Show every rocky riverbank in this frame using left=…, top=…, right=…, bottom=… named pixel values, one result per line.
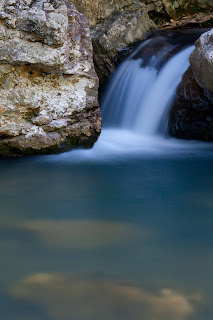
left=0, top=0, right=101, bottom=156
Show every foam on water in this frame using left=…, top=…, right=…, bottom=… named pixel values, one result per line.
left=40, top=129, right=213, bottom=163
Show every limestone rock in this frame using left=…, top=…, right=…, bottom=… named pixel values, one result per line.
left=190, top=29, right=213, bottom=94
left=71, top=0, right=213, bottom=85
left=86, top=1, right=156, bottom=84
left=72, top=0, right=139, bottom=28
left=0, top=0, right=101, bottom=156
left=142, top=0, right=213, bottom=21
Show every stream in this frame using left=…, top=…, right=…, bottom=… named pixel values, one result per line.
left=1, top=30, right=213, bottom=320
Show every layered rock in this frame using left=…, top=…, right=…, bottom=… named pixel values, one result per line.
left=73, top=0, right=156, bottom=84
left=169, top=29, right=213, bottom=141
left=0, top=0, right=101, bottom=156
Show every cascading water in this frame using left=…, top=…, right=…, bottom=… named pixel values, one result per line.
left=44, top=31, right=213, bottom=162
left=101, top=37, right=194, bottom=136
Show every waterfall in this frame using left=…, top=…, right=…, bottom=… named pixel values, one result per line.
left=44, top=32, right=213, bottom=162
left=101, top=36, right=194, bottom=137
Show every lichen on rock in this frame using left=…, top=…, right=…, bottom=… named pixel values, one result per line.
left=0, top=0, right=101, bottom=156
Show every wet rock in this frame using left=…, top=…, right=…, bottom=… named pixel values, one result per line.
left=10, top=272, right=199, bottom=320
left=72, top=0, right=140, bottom=28
left=0, top=0, right=101, bottom=156
left=169, top=28, right=213, bottom=141
left=168, top=67, right=213, bottom=141
left=190, top=29, right=213, bottom=94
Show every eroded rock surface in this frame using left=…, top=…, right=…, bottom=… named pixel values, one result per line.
left=0, top=0, right=101, bottom=156
left=73, top=0, right=156, bottom=84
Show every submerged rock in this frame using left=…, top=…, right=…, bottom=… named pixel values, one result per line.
left=0, top=0, right=101, bottom=156
left=72, top=0, right=139, bottom=28
left=73, top=0, right=156, bottom=84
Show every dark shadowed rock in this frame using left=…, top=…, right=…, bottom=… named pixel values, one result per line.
left=72, top=0, right=156, bottom=85
left=168, top=67, right=213, bottom=141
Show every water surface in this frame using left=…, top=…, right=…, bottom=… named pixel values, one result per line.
left=1, top=152, right=213, bottom=320
left=1, top=30, right=213, bottom=320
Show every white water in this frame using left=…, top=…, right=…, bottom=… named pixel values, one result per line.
left=41, top=37, right=213, bottom=163
left=101, top=45, right=193, bottom=136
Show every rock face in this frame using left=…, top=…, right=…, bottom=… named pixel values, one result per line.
left=0, top=0, right=101, bottom=156
left=143, top=0, right=213, bottom=21
left=168, top=67, right=213, bottom=141
left=73, top=0, right=213, bottom=24
left=168, top=29, right=213, bottom=141
left=73, top=0, right=156, bottom=84
left=190, top=29, right=213, bottom=94
left=72, top=0, right=139, bottom=28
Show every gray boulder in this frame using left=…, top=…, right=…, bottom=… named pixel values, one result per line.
left=190, top=29, right=213, bottom=94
